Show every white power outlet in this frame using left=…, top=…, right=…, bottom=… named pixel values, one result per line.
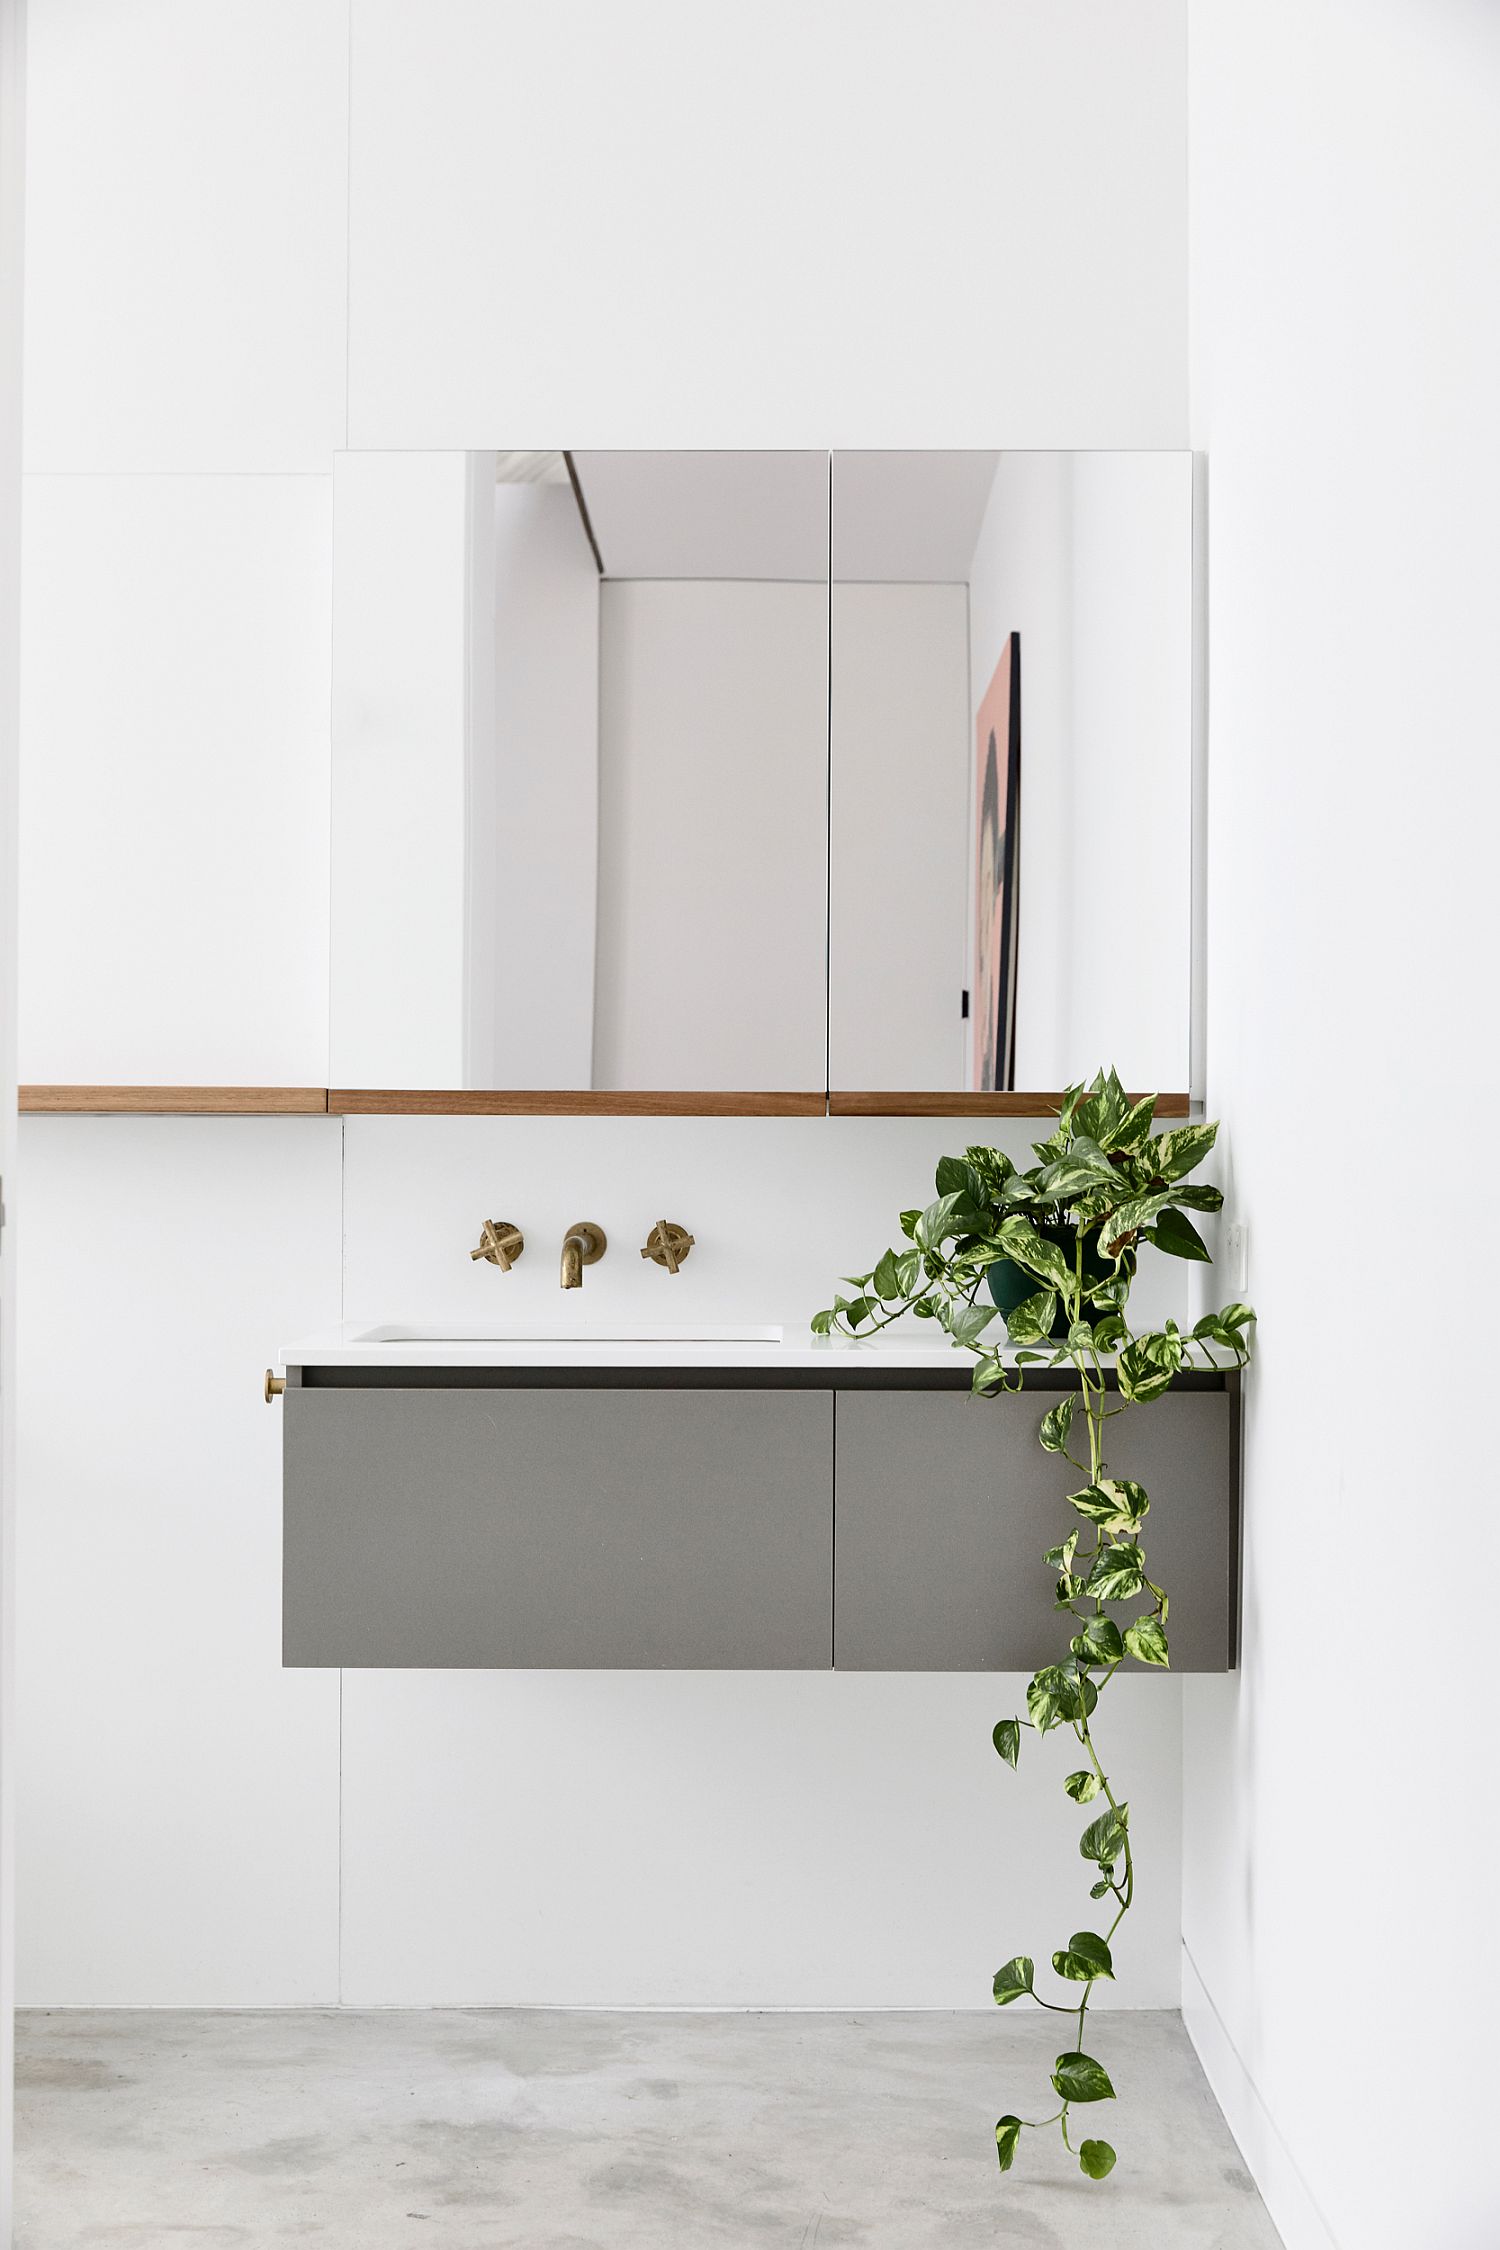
left=1223, top=1221, right=1248, bottom=1295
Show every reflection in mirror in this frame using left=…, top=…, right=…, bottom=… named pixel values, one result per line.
left=331, top=450, right=829, bottom=1093
left=827, top=451, right=1192, bottom=1095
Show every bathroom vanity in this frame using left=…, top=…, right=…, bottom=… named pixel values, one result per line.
left=277, top=1330, right=1240, bottom=1674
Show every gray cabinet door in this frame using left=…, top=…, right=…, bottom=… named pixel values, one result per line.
left=834, top=1387, right=1236, bottom=1672
left=284, top=1387, right=832, bottom=1669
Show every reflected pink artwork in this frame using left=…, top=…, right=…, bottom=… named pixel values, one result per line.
left=971, top=633, right=1021, bottom=1092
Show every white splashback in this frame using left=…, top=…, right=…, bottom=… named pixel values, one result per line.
left=343, top=1112, right=1193, bottom=1337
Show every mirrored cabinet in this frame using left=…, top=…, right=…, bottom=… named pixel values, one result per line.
left=23, top=450, right=1196, bottom=1117
left=330, top=446, right=1193, bottom=1109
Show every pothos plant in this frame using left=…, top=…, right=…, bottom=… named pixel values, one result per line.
left=812, top=1068, right=1254, bottom=2185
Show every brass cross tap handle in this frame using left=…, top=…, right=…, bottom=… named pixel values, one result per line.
left=471, top=1219, right=524, bottom=1271
left=640, top=1220, right=695, bottom=1274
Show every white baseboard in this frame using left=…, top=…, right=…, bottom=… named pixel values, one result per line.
left=1181, top=1943, right=1339, bottom=2250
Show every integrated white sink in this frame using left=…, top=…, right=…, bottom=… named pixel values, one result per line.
left=350, top=1322, right=785, bottom=1346
left=278, top=1322, right=964, bottom=1371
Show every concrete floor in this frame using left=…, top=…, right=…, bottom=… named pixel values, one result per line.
left=16, top=2006, right=1281, bottom=2249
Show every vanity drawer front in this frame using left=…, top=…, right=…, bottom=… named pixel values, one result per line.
left=833, top=1388, right=1236, bottom=1673
left=284, top=1387, right=832, bottom=1669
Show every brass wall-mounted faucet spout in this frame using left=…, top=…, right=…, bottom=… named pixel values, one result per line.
left=560, top=1220, right=607, bottom=1290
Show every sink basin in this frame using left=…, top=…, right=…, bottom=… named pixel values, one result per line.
left=351, top=1323, right=785, bottom=1345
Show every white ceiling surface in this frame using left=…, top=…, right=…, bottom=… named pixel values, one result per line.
left=569, top=449, right=1003, bottom=584
left=569, top=451, right=828, bottom=581
left=832, top=451, right=1000, bottom=582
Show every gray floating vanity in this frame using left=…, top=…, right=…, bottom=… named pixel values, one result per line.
left=278, top=1331, right=1240, bottom=1673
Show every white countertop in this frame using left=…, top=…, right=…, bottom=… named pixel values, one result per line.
left=278, top=1321, right=993, bottom=1372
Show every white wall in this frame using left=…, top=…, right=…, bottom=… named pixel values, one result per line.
left=1183, top=4, right=1500, bottom=2247
left=966, top=451, right=1193, bottom=1092
left=329, top=451, right=472, bottom=1089
left=16, top=1120, right=343, bottom=2004
left=14, top=0, right=1198, bottom=2024
left=21, top=0, right=347, bottom=476
left=17, top=1110, right=1190, bottom=2008
left=594, top=581, right=827, bottom=1090
left=346, top=1, right=1188, bottom=451
left=0, top=0, right=25, bottom=2230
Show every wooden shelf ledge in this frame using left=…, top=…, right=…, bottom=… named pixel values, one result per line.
left=20, top=1086, right=1193, bottom=1121
left=20, top=1085, right=329, bottom=1116
left=829, top=1090, right=1190, bottom=1118
left=326, top=1088, right=826, bottom=1117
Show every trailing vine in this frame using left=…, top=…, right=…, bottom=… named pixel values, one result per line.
left=812, top=1068, right=1254, bottom=2184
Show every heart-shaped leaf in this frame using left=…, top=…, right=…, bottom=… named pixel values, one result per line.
left=1026, top=1666, right=1073, bottom=1733
left=1147, top=1121, right=1219, bottom=1181
left=1052, top=1930, right=1115, bottom=1983
left=992, top=1955, right=1034, bottom=2006
left=944, top=1300, right=998, bottom=1350
left=1068, top=1480, right=1148, bottom=1533
left=1027, top=1665, right=1098, bottom=1732
left=1065, top=1769, right=1103, bottom=1803
left=1073, top=1616, right=1124, bottom=1665
left=1051, top=2050, right=1116, bottom=2103
left=993, top=1719, right=1021, bottom=1768
left=1123, top=1615, right=1170, bottom=1668
left=1038, top=1396, right=1076, bottom=1454
left=914, top=1191, right=984, bottom=1251
left=1111, top=1095, right=1157, bottom=1151
left=871, top=1248, right=902, bottom=1300
left=935, top=1154, right=987, bottom=1206
left=1080, top=1806, right=1129, bottom=1865
left=1117, top=1341, right=1175, bottom=1403
left=995, top=2113, right=1024, bottom=2170
left=1087, top=1544, right=1146, bottom=1603
left=1079, top=2137, right=1117, bottom=2178
left=1149, top=1206, right=1211, bottom=1262
left=1004, top=1289, right=1057, bottom=1345
left=996, top=1217, right=1073, bottom=1294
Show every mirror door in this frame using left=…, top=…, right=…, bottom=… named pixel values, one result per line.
left=827, top=450, right=1193, bottom=1103
left=330, top=448, right=831, bottom=1096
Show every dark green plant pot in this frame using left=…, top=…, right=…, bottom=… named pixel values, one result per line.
left=986, top=1226, right=1112, bottom=1341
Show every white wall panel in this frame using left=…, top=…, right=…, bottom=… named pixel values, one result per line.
left=15, top=1118, right=343, bottom=2005
left=19, top=474, right=333, bottom=1085
left=329, top=451, right=470, bottom=1088
left=23, top=0, right=348, bottom=473
left=347, top=0, right=1188, bottom=449
left=0, top=0, right=25, bottom=2216
left=1184, top=3, right=1500, bottom=2245
left=340, top=1668, right=1182, bottom=2009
